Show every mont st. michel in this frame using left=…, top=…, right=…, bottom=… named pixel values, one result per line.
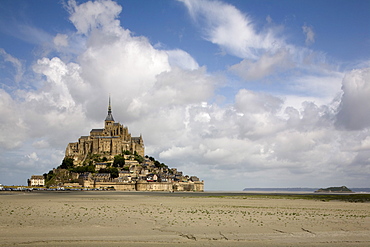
left=33, top=98, right=203, bottom=191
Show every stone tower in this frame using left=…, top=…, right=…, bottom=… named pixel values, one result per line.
left=105, top=96, right=114, bottom=127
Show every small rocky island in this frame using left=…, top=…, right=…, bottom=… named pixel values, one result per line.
left=31, top=98, right=203, bottom=192
left=315, top=186, right=353, bottom=193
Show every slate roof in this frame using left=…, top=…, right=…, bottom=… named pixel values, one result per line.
left=105, top=113, right=114, bottom=121
left=91, top=129, right=104, bottom=132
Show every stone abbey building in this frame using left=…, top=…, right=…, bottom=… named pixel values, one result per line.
left=65, top=98, right=144, bottom=165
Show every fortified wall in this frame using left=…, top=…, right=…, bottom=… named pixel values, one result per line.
left=77, top=180, right=204, bottom=192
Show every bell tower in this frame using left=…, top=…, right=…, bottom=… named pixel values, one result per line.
left=105, top=96, right=114, bottom=127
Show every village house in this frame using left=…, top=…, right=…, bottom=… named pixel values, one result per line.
left=28, top=175, right=45, bottom=187
left=95, top=163, right=109, bottom=171
left=94, top=173, right=111, bottom=182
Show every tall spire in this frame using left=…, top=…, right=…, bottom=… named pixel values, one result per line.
left=105, top=95, right=114, bottom=122
left=108, top=95, right=112, bottom=114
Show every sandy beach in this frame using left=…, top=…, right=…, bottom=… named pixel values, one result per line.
left=0, top=191, right=369, bottom=246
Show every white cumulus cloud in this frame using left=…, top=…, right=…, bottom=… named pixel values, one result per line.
left=67, top=0, right=122, bottom=35
left=336, top=67, right=370, bottom=130
left=229, top=49, right=293, bottom=81
left=53, top=33, right=69, bottom=48
left=302, top=24, right=315, bottom=45
left=179, top=0, right=283, bottom=59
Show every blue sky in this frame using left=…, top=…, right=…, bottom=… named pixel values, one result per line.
left=0, top=0, right=369, bottom=190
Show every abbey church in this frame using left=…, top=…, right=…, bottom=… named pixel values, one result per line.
left=65, top=98, right=144, bottom=165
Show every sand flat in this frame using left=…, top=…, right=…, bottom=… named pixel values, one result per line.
left=0, top=191, right=369, bottom=246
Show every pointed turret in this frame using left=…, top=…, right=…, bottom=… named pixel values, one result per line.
left=105, top=96, right=114, bottom=124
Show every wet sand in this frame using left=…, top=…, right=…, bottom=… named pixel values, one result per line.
left=0, top=191, right=369, bottom=246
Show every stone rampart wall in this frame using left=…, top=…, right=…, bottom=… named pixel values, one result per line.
left=77, top=180, right=204, bottom=192
left=135, top=181, right=173, bottom=191
left=95, top=181, right=136, bottom=191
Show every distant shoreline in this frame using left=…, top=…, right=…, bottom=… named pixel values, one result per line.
left=243, top=188, right=370, bottom=193
left=2, top=190, right=370, bottom=199
left=2, top=187, right=370, bottom=194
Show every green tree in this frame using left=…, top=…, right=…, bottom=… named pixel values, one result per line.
left=152, top=159, right=167, bottom=168
left=59, top=157, right=74, bottom=169
left=43, top=170, right=55, bottom=182
left=148, top=156, right=155, bottom=162
left=71, top=164, right=96, bottom=173
left=87, top=165, right=95, bottom=173
left=99, top=167, right=119, bottom=178
left=92, top=154, right=101, bottom=162
left=110, top=167, right=119, bottom=178
left=134, top=154, right=144, bottom=164
left=113, top=155, right=125, bottom=167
